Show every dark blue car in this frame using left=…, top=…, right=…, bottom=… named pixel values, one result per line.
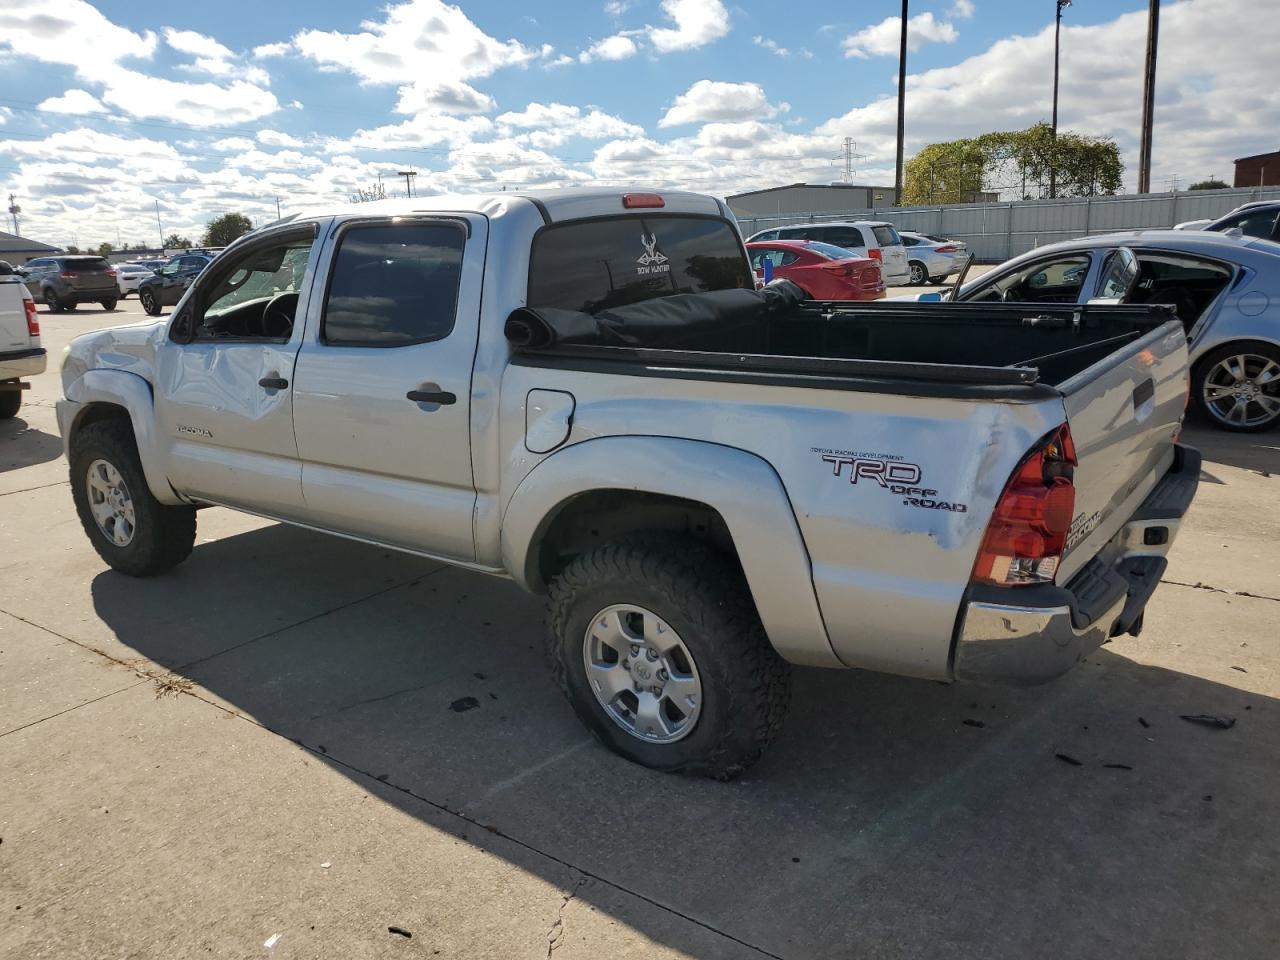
left=138, top=253, right=214, bottom=316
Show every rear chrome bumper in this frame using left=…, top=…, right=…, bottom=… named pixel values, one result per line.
left=953, top=444, right=1200, bottom=685
left=0, top=347, right=47, bottom=381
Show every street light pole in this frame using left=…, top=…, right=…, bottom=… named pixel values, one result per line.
left=1049, top=0, right=1071, bottom=199
left=893, top=0, right=908, bottom=206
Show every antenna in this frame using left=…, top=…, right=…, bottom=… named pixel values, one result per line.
left=397, top=169, right=418, bottom=198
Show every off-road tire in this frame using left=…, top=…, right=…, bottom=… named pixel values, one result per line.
left=0, top=380, right=21, bottom=419
left=547, top=535, right=792, bottom=779
left=69, top=420, right=196, bottom=576
left=100, top=298, right=118, bottom=311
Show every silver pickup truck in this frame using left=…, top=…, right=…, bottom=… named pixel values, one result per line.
left=57, top=188, right=1199, bottom=778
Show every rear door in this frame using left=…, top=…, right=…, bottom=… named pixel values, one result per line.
left=872, top=224, right=910, bottom=281
left=291, top=215, right=486, bottom=561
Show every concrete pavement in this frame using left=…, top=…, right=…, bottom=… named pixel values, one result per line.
left=2, top=298, right=1278, bottom=959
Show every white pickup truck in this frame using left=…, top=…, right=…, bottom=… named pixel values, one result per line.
left=0, top=263, right=44, bottom=420
left=57, top=189, right=1199, bottom=778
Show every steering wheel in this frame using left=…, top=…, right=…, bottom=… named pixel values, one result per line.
left=260, top=292, right=300, bottom=339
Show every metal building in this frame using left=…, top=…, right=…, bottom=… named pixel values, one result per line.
left=726, top=183, right=900, bottom=218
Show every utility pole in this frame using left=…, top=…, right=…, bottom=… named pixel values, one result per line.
left=1050, top=0, right=1072, bottom=199
left=155, top=200, right=164, bottom=252
left=834, top=137, right=865, bottom=184
left=893, top=0, right=908, bottom=206
left=1137, top=0, right=1160, bottom=193
left=397, top=169, right=417, bottom=198
left=275, top=196, right=282, bottom=219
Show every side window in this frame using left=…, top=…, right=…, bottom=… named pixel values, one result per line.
left=322, top=223, right=464, bottom=347
left=179, top=256, right=207, bottom=273
left=1227, top=210, right=1279, bottom=238
left=971, top=255, right=1091, bottom=303
left=187, top=235, right=315, bottom=342
left=754, top=230, right=779, bottom=241
left=159, top=259, right=182, bottom=276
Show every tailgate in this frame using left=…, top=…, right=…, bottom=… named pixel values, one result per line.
left=1057, top=320, right=1189, bottom=580
left=0, top=283, right=29, bottom=350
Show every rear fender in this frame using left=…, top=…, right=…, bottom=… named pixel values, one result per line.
left=62, top=368, right=181, bottom=505
left=501, top=435, right=842, bottom=668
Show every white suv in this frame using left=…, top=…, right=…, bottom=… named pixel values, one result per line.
left=745, top=221, right=911, bottom=285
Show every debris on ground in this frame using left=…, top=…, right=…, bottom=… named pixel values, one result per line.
left=263, top=933, right=282, bottom=948
left=1103, top=763, right=1134, bottom=770
left=450, top=696, right=480, bottom=713
left=150, top=673, right=193, bottom=699
left=1180, top=714, right=1236, bottom=730
left=388, top=926, right=413, bottom=938
left=1055, top=753, right=1083, bottom=766
left=962, top=718, right=985, bottom=728
left=1231, top=665, right=1248, bottom=673
left=1138, top=717, right=1150, bottom=728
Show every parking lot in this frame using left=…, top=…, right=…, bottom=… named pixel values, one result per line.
left=3, top=295, right=1279, bottom=959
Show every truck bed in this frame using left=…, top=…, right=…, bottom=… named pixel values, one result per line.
left=506, top=293, right=1179, bottom=395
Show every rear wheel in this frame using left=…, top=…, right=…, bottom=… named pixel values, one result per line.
left=546, top=535, right=791, bottom=779
left=908, top=261, right=928, bottom=285
left=929, top=274, right=948, bottom=284
left=1193, top=342, right=1280, bottom=432
left=140, top=288, right=161, bottom=316
left=0, top=380, right=21, bottom=419
left=100, top=298, right=118, bottom=311
left=44, top=289, right=63, bottom=313
left=69, top=420, right=197, bottom=576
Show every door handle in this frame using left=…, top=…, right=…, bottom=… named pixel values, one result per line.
left=406, top=389, right=456, bottom=405
left=259, top=377, right=289, bottom=390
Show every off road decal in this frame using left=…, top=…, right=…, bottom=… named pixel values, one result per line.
left=813, top=447, right=968, bottom=513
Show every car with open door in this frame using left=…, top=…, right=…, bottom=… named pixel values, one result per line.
left=900, top=230, right=1280, bottom=432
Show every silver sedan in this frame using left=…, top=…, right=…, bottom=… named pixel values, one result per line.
left=907, top=230, right=1280, bottom=432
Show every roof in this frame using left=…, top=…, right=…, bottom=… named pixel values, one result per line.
left=1009, top=228, right=1280, bottom=262
left=727, top=182, right=895, bottom=200
left=0, top=231, right=59, bottom=255
left=1233, top=149, right=1280, bottom=163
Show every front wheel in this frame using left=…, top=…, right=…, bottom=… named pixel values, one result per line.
left=69, top=420, right=197, bottom=576
left=140, top=289, right=161, bottom=316
left=0, top=380, right=21, bottom=419
left=546, top=535, right=791, bottom=779
left=908, top=261, right=928, bottom=285
left=1193, top=342, right=1280, bottom=432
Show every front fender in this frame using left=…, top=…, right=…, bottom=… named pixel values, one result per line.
left=501, top=436, right=842, bottom=668
left=60, top=369, right=181, bottom=505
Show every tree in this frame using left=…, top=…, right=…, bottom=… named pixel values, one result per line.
left=202, top=213, right=253, bottom=247
left=350, top=179, right=388, bottom=203
left=1189, top=178, right=1229, bottom=191
left=903, top=123, right=1123, bottom=205
left=65, top=244, right=81, bottom=254
left=164, top=234, right=192, bottom=249
left=96, top=242, right=113, bottom=257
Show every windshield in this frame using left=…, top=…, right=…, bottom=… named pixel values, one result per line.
left=528, top=215, right=752, bottom=314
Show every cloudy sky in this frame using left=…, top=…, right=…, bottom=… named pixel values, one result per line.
left=0, top=0, right=1275, bottom=249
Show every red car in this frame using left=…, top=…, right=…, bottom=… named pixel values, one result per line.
left=746, top=240, right=885, bottom=301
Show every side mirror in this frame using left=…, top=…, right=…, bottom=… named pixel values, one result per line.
left=169, top=309, right=196, bottom=344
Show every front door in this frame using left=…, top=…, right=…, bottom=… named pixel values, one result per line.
left=291, top=215, right=485, bottom=561
left=154, top=223, right=325, bottom=516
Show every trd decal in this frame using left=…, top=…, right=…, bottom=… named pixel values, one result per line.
left=814, top=448, right=968, bottom=513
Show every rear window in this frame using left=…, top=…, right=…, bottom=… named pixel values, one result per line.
left=64, top=257, right=110, bottom=272
left=805, top=241, right=863, bottom=261
left=529, top=216, right=752, bottom=314
left=871, top=226, right=901, bottom=247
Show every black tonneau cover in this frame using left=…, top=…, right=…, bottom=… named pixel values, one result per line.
left=506, top=285, right=1177, bottom=392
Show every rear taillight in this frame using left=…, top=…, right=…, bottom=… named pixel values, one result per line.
left=106, top=270, right=117, bottom=278
left=25, top=299, right=39, bottom=337
left=935, top=244, right=959, bottom=253
left=868, top=249, right=883, bottom=262
left=973, top=424, right=1077, bottom=587
left=60, top=271, right=78, bottom=278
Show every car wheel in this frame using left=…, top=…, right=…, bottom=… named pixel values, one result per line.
left=100, top=298, right=118, bottom=311
left=140, top=289, right=161, bottom=316
left=0, top=380, right=21, bottom=420
left=1193, top=342, right=1280, bottom=432
left=44, top=289, right=63, bottom=313
left=929, top=275, right=948, bottom=285
left=69, top=420, right=197, bottom=576
left=908, top=261, right=928, bottom=285
left=546, top=534, right=791, bottom=780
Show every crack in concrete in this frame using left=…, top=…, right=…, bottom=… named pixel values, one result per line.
left=310, top=681, right=434, bottom=720
left=1162, top=578, right=1280, bottom=604
left=0, top=479, right=70, bottom=498
left=546, top=875, right=588, bottom=958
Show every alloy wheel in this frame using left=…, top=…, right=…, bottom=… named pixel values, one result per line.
left=909, top=262, right=927, bottom=285
left=86, top=458, right=136, bottom=547
left=1202, top=353, right=1280, bottom=428
left=582, top=603, right=702, bottom=743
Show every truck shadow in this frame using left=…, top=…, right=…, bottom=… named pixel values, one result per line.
left=1182, top=420, right=1280, bottom=475
left=0, top=418, right=62, bottom=473
left=90, top=523, right=1280, bottom=959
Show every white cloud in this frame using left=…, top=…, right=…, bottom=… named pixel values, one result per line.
left=253, top=41, right=291, bottom=59
left=545, top=54, right=575, bottom=69
left=37, top=89, right=108, bottom=115
left=293, top=0, right=538, bottom=84
left=648, top=0, right=730, bottom=52
left=324, top=113, right=494, bottom=153
left=578, top=34, right=639, bottom=63
left=256, top=129, right=304, bottom=147
left=842, top=11, right=959, bottom=59
left=394, top=80, right=497, bottom=115
left=496, top=102, right=643, bottom=147
left=163, top=27, right=233, bottom=60
left=752, top=36, right=789, bottom=57
left=659, top=80, right=786, bottom=127
left=210, top=137, right=255, bottom=152
left=953, top=0, right=976, bottom=18
left=604, top=1, right=630, bottom=15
